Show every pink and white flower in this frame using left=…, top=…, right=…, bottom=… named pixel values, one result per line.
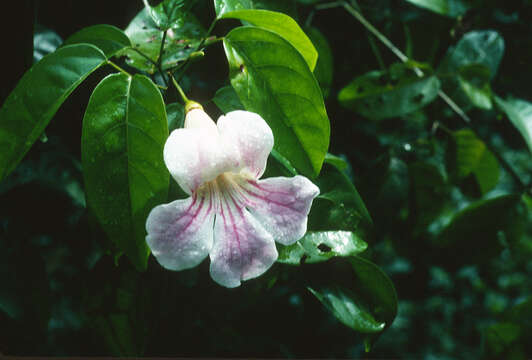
left=146, top=104, right=319, bottom=287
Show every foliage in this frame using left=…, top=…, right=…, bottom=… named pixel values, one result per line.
left=0, top=0, right=531, bottom=358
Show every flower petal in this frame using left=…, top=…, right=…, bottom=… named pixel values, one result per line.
left=209, top=191, right=278, bottom=288
left=217, top=110, right=274, bottom=178
left=164, top=126, right=235, bottom=194
left=146, top=193, right=215, bottom=271
left=241, top=175, right=320, bottom=245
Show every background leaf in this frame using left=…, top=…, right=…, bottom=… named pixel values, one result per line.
left=0, top=44, right=107, bottom=183
left=123, top=7, right=204, bottom=74
left=403, top=0, right=471, bottom=17
left=495, top=96, right=532, bottom=156
left=224, top=26, right=330, bottom=177
left=338, top=66, right=441, bottom=119
left=306, top=26, right=333, bottom=98
left=212, top=85, right=244, bottom=113
left=82, top=73, right=169, bottom=271
left=64, top=24, right=132, bottom=58
left=221, top=9, right=317, bottom=70
left=33, top=24, right=63, bottom=63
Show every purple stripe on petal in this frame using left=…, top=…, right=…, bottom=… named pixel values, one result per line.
left=146, top=193, right=215, bottom=271
left=240, top=175, right=320, bottom=246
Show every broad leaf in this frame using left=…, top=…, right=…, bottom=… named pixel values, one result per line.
left=224, top=26, right=330, bottom=177
left=0, top=44, right=107, bottom=183
left=450, top=129, right=499, bottom=194
left=306, top=27, right=333, bottom=97
left=82, top=73, right=169, bottom=271
left=457, top=64, right=493, bottom=110
left=64, top=24, right=132, bottom=58
left=439, top=30, right=505, bottom=79
left=495, top=96, right=532, bottom=156
left=403, top=0, right=471, bottom=17
left=215, top=0, right=298, bottom=18
left=338, top=67, right=441, bottom=119
left=278, top=231, right=368, bottom=265
left=324, top=153, right=348, bottom=172
left=166, top=102, right=184, bottom=132
left=123, top=7, right=204, bottom=74
left=143, top=0, right=188, bottom=31
left=212, top=85, right=245, bottom=113
left=33, top=24, right=62, bottom=63
left=221, top=9, right=317, bottom=70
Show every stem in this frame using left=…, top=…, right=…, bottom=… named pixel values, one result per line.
left=107, top=60, right=131, bottom=76
left=169, top=72, right=189, bottom=103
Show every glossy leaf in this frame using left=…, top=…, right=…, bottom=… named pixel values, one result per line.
left=403, top=0, right=471, bottom=17
left=143, top=0, right=187, bottom=30
left=215, top=0, right=298, bottom=18
left=224, top=26, right=330, bottom=177
left=33, top=25, right=63, bottom=63
left=495, top=96, right=532, bottom=156
left=82, top=73, right=169, bottom=271
left=166, top=102, right=184, bottom=132
left=308, top=286, right=385, bottom=333
left=277, top=231, right=368, bottom=265
left=306, top=27, right=333, bottom=97
left=0, top=44, right=107, bottom=183
left=212, top=85, right=245, bottom=113
left=324, top=153, right=348, bottom=172
left=309, top=163, right=372, bottom=236
left=338, top=67, right=441, bottom=119
left=221, top=9, right=317, bottom=70
left=64, top=24, right=132, bottom=58
left=450, top=129, right=499, bottom=194
left=123, top=7, right=204, bottom=74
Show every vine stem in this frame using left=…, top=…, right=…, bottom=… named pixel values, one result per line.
left=169, top=72, right=189, bottom=104
left=107, top=60, right=131, bottom=76
left=316, top=1, right=527, bottom=191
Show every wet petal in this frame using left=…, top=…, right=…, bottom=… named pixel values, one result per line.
left=241, top=175, right=319, bottom=245
left=146, top=193, right=215, bottom=270
left=164, top=126, right=235, bottom=194
left=217, top=110, right=274, bottom=178
left=209, top=192, right=278, bottom=288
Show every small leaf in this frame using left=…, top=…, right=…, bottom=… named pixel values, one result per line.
left=221, top=9, right=317, bottom=70
left=224, top=26, right=330, bottom=177
left=457, top=64, right=493, bottom=110
left=324, top=153, right=348, bottom=172
left=213, top=85, right=245, bottom=113
left=64, top=24, right=132, bottom=58
left=278, top=231, right=367, bottom=265
left=82, top=73, right=169, bottom=271
left=215, top=0, right=298, bottom=18
left=123, top=7, right=204, bottom=74
left=495, top=96, right=532, bottom=156
left=0, top=44, right=107, bottom=183
left=308, top=286, right=385, bottom=333
left=450, top=129, right=500, bottom=194
left=338, top=66, right=441, bottom=119
left=142, top=0, right=190, bottom=31
left=403, top=0, right=471, bottom=17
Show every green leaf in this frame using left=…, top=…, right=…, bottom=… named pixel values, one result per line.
left=308, top=286, right=385, bottom=333
left=403, top=0, right=471, bottom=17
left=221, top=9, right=317, bottom=71
left=308, top=256, right=398, bottom=336
left=457, top=64, right=493, bottom=110
left=123, top=7, right=204, bottom=74
left=212, top=85, right=245, bottom=113
left=439, top=30, right=505, bottom=80
left=215, top=0, right=298, bottom=18
left=33, top=24, right=63, bottom=63
left=450, top=129, right=500, bottom=194
left=82, top=73, right=169, bottom=271
left=64, top=24, right=132, bottom=58
left=338, top=66, right=441, bottom=119
left=309, top=163, right=372, bottom=236
left=434, top=194, right=524, bottom=268
left=495, top=96, right=532, bottom=156
left=306, top=27, right=333, bottom=97
left=224, top=26, right=330, bottom=177
left=143, top=0, right=187, bottom=30
left=277, top=231, right=368, bottom=265
left=324, top=153, right=348, bottom=172
left=484, top=322, right=522, bottom=356
left=166, top=102, right=184, bottom=132
left=0, top=44, right=107, bottom=183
